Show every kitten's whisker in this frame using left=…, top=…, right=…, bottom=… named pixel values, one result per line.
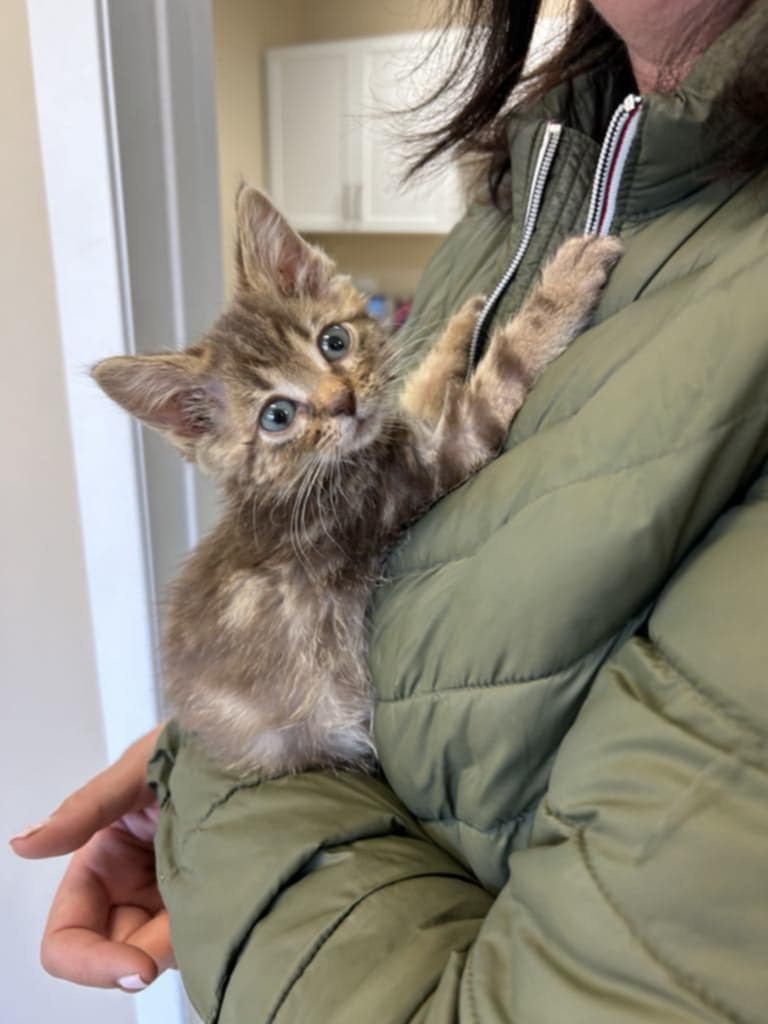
left=290, top=464, right=314, bottom=572
left=290, top=453, right=333, bottom=578
left=314, top=456, right=348, bottom=562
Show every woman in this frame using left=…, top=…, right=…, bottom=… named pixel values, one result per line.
left=13, top=0, right=768, bottom=1018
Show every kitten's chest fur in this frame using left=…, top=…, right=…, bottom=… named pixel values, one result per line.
left=163, top=426, right=430, bottom=775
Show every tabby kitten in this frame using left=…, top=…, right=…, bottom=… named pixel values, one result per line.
left=93, top=187, right=620, bottom=777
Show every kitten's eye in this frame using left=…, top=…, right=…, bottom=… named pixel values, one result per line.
left=318, top=324, right=351, bottom=362
left=259, top=398, right=296, bottom=432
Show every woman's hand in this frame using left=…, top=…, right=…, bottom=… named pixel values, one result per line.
left=9, top=726, right=174, bottom=992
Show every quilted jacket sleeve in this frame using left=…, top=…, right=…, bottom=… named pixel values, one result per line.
left=149, top=466, right=768, bottom=1024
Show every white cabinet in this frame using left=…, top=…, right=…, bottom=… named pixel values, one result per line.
left=265, top=45, right=354, bottom=231
left=265, top=33, right=465, bottom=234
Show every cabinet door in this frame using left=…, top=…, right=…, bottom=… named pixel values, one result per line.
left=266, top=47, right=353, bottom=231
left=358, top=36, right=463, bottom=233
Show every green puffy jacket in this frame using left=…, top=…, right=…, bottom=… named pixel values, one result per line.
left=149, top=6, right=768, bottom=1021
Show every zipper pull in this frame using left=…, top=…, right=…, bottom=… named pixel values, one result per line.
left=584, top=94, right=643, bottom=236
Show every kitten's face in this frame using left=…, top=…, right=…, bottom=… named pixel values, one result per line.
left=92, top=188, right=398, bottom=499
left=198, top=279, right=396, bottom=493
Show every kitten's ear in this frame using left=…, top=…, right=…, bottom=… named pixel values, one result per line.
left=92, top=352, right=222, bottom=441
left=235, top=185, right=333, bottom=299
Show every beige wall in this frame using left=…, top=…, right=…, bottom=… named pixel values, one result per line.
left=213, top=0, right=304, bottom=293
left=212, top=0, right=442, bottom=298
left=296, top=0, right=435, bottom=42
left=0, top=3, right=132, bottom=1022
left=541, top=0, right=570, bottom=15
left=305, top=232, right=443, bottom=300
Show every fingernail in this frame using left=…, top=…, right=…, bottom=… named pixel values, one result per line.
left=9, top=818, right=50, bottom=843
left=117, top=974, right=148, bottom=992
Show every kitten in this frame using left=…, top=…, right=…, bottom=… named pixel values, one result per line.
left=93, top=187, right=620, bottom=777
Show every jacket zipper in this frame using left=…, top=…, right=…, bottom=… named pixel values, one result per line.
left=467, top=121, right=563, bottom=372
left=584, top=94, right=643, bottom=235
left=467, top=95, right=642, bottom=371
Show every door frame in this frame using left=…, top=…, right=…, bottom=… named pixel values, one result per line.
left=25, top=1, right=221, bottom=1021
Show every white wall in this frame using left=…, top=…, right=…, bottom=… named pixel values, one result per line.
left=2, top=1, right=220, bottom=1021
left=0, top=1, right=135, bottom=1021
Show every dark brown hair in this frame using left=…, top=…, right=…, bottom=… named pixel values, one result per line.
left=409, top=1, right=627, bottom=203
left=410, top=0, right=767, bottom=205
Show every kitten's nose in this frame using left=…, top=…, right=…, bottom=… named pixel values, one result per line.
left=325, top=384, right=356, bottom=418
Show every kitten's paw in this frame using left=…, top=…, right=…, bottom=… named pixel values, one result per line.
left=541, top=235, right=623, bottom=294
left=442, top=293, right=487, bottom=347
left=496, top=235, right=622, bottom=377
left=451, top=293, right=487, bottom=326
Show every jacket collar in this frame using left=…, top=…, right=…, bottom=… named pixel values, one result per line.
left=511, top=0, right=768, bottom=222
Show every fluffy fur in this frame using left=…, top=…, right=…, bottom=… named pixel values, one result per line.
left=93, top=187, right=620, bottom=776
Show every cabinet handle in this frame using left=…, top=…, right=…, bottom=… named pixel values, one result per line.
left=340, top=184, right=363, bottom=224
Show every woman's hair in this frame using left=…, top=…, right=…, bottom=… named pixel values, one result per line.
left=408, top=0, right=627, bottom=203
left=409, top=0, right=766, bottom=206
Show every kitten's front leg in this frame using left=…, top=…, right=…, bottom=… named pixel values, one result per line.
left=400, top=295, right=486, bottom=427
left=483, top=234, right=623, bottom=386
left=433, top=235, right=622, bottom=491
